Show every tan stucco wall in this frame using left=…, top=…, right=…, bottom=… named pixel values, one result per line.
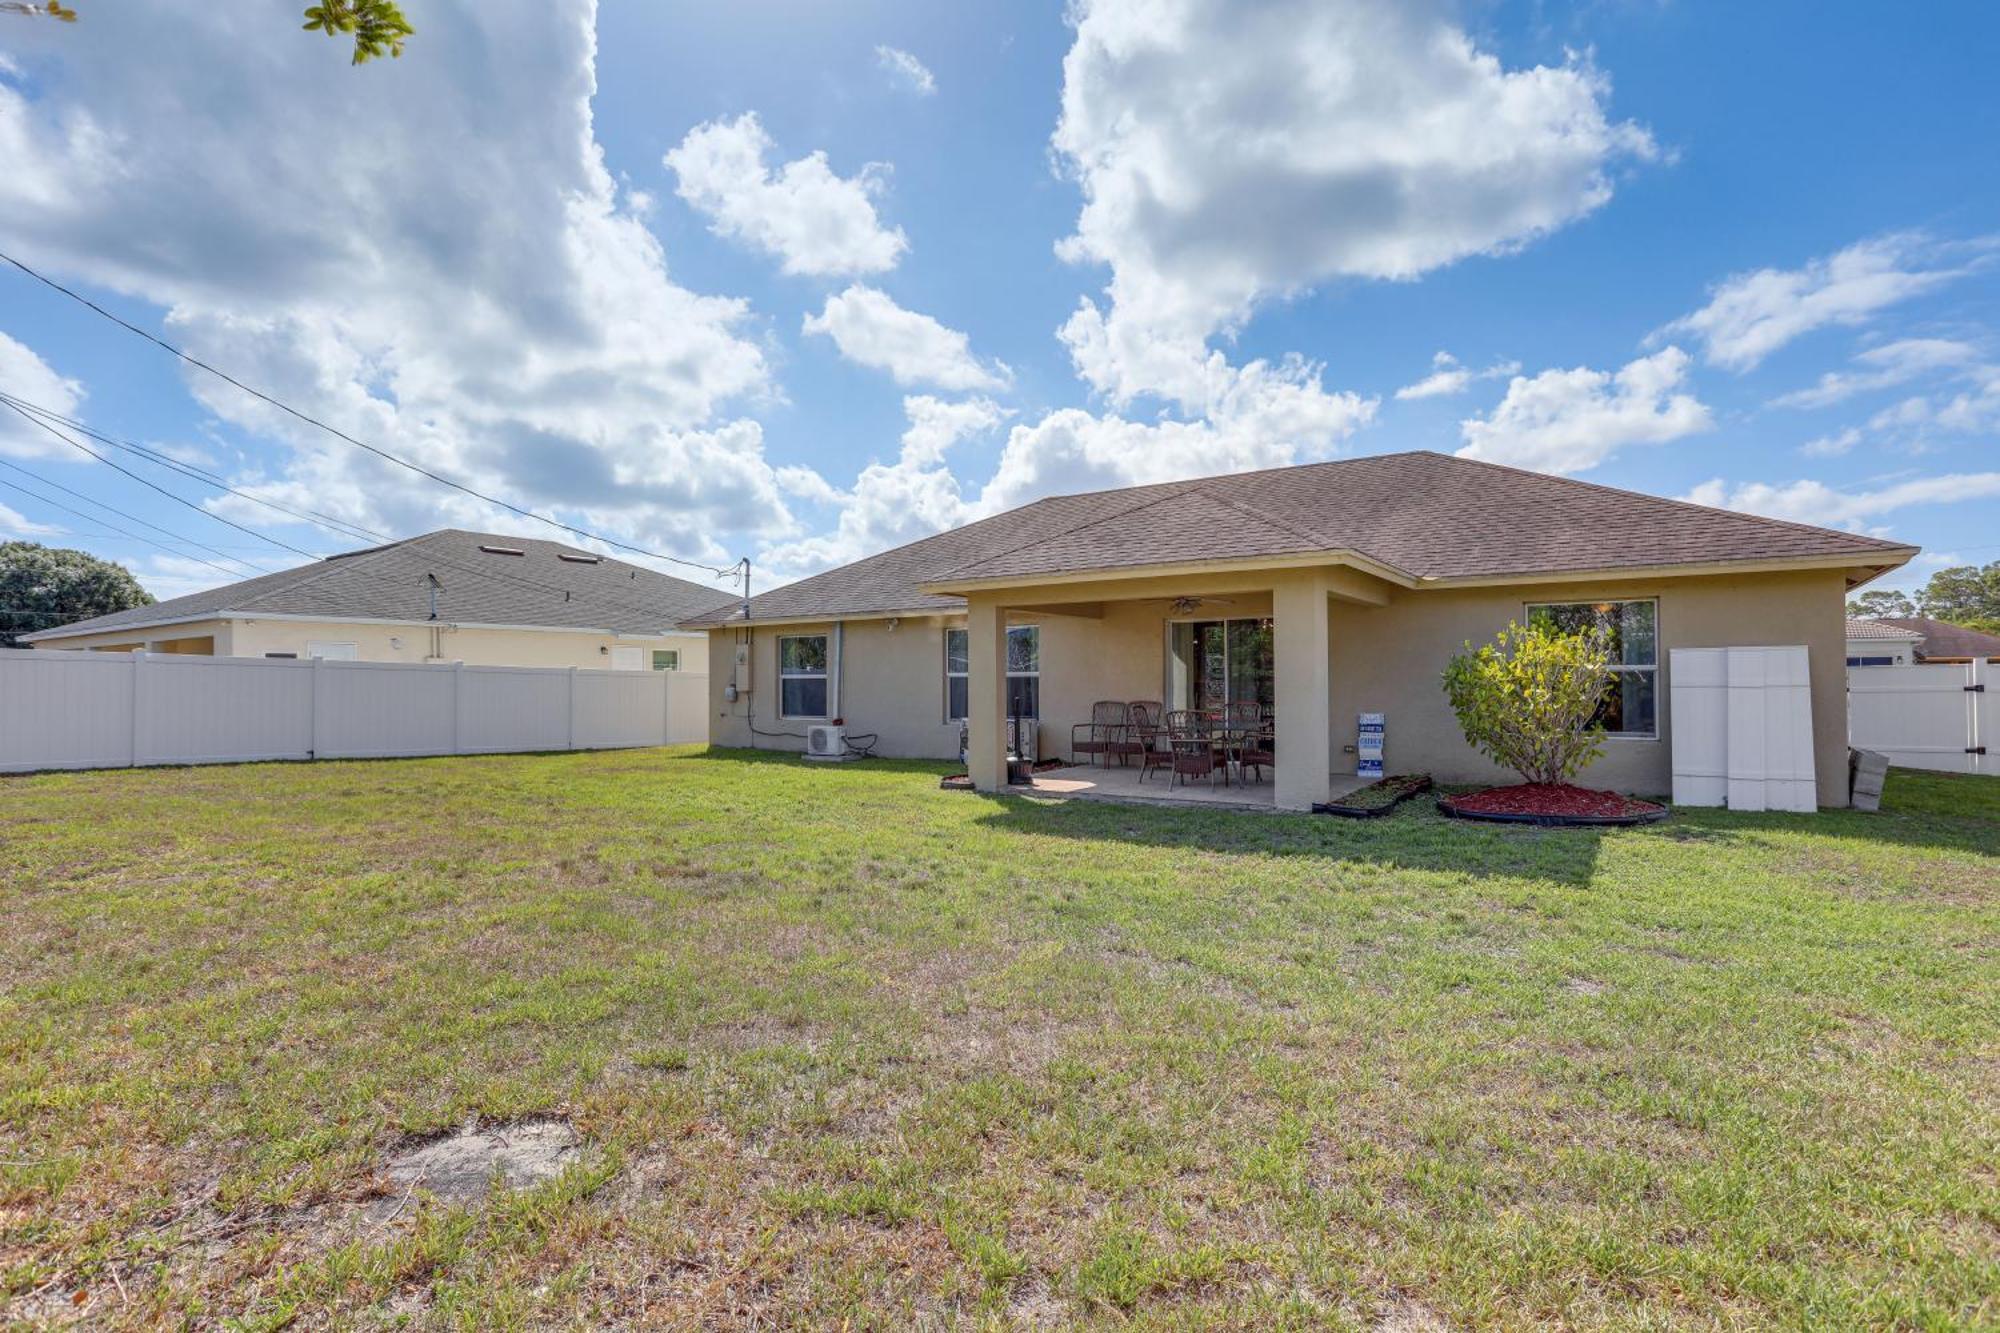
left=1327, top=568, right=1851, bottom=802
left=707, top=606, right=1169, bottom=761
left=35, top=618, right=705, bottom=671
left=708, top=566, right=1850, bottom=805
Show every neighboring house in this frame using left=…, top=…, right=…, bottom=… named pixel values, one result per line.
left=24, top=529, right=732, bottom=671
left=683, top=451, right=1915, bottom=809
left=1845, top=618, right=1924, bottom=667
left=1853, top=616, right=2000, bottom=663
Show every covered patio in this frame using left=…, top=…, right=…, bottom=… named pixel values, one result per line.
left=944, top=563, right=1400, bottom=811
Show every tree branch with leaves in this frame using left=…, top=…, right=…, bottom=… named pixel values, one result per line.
left=1442, top=620, right=1616, bottom=787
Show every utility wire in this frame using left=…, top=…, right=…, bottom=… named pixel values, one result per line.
left=2, top=248, right=747, bottom=583
left=0, top=472, right=252, bottom=579
left=0, top=399, right=318, bottom=562
left=0, top=456, right=269, bottom=576
left=0, top=390, right=387, bottom=546
left=0, top=398, right=721, bottom=630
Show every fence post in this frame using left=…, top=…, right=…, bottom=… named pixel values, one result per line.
left=129, top=650, right=144, bottom=768
left=567, top=666, right=579, bottom=750
left=310, top=655, right=324, bottom=760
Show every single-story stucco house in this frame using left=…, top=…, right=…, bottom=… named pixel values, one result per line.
left=684, top=451, right=1916, bottom=810
left=1844, top=618, right=1924, bottom=667
left=1847, top=615, right=2000, bottom=665
left=23, top=529, right=728, bottom=670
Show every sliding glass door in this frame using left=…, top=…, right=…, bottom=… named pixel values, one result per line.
left=1166, top=618, right=1273, bottom=713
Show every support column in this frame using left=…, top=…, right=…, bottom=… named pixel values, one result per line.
left=1273, top=571, right=1332, bottom=811
left=965, top=594, right=1010, bottom=793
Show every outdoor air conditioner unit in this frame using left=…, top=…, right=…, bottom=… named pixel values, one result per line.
left=803, top=722, right=850, bottom=762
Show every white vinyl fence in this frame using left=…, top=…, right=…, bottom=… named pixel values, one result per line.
left=0, top=649, right=708, bottom=775
left=1847, top=658, right=1994, bottom=775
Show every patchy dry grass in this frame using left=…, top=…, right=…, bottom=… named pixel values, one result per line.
left=1, top=749, right=1995, bottom=1328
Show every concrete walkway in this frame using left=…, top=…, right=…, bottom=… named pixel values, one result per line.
left=1025, top=763, right=1369, bottom=811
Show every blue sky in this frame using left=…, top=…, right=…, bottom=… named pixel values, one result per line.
left=1, top=1, right=1996, bottom=604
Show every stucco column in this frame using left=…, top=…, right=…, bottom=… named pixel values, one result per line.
left=965, top=594, right=1010, bottom=792
left=1273, top=571, right=1332, bottom=811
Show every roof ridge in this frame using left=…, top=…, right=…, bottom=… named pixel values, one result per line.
left=229, top=538, right=416, bottom=614
left=927, top=479, right=1211, bottom=581
left=1026, top=448, right=1432, bottom=505
left=1195, top=485, right=1346, bottom=554
left=1439, top=451, right=1912, bottom=552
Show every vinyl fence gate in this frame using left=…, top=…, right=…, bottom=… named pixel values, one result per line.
left=0, top=649, right=709, bottom=775
left=1846, top=658, right=1995, bottom=775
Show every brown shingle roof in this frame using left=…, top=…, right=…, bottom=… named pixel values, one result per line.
left=1876, top=617, right=2000, bottom=659
left=688, top=451, right=1914, bottom=625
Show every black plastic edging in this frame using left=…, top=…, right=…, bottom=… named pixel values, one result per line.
left=1313, top=776, right=1434, bottom=819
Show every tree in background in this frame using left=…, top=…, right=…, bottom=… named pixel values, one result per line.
left=0, top=542, right=152, bottom=648
left=1442, top=620, right=1615, bottom=787
left=1916, top=560, right=2000, bottom=633
left=1847, top=588, right=1916, bottom=620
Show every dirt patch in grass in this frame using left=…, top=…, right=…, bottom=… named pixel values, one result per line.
left=368, top=1118, right=582, bottom=1218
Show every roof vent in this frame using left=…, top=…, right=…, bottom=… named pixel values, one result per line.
left=557, top=552, right=602, bottom=564
left=478, top=544, right=525, bottom=556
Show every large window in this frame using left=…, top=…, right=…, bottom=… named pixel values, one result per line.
left=1525, top=599, right=1658, bottom=738
left=779, top=634, right=828, bottom=718
left=944, top=625, right=1040, bottom=720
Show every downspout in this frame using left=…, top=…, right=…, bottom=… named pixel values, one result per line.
left=831, top=620, right=844, bottom=720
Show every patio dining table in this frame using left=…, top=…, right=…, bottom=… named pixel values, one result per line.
left=1203, top=709, right=1272, bottom=782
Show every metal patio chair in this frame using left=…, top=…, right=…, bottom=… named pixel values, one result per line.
left=1071, top=700, right=1129, bottom=768
left=1166, top=709, right=1224, bottom=790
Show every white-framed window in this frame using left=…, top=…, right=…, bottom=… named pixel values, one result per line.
left=944, top=625, right=1039, bottom=720
left=1524, top=599, right=1658, bottom=738
left=779, top=634, right=829, bottom=718
left=652, top=649, right=679, bottom=671
left=306, top=641, right=358, bottom=661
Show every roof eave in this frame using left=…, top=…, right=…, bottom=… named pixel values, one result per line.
left=915, top=550, right=1421, bottom=598
left=1414, top=547, right=1920, bottom=591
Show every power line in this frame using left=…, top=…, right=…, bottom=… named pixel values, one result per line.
left=0, top=409, right=729, bottom=634
left=0, top=471, right=253, bottom=579
left=0, top=390, right=387, bottom=547
left=0, top=398, right=323, bottom=564
left=2, top=248, right=747, bottom=584
left=0, top=455, right=269, bottom=576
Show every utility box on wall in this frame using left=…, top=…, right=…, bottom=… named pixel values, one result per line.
left=1669, top=646, right=1817, bottom=812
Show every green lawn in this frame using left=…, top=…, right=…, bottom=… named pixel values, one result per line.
left=2, top=750, right=1995, bottom=1329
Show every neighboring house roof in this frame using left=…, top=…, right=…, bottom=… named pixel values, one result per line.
left=1873, top=616, right=2000, bottom=660
left=1845, top=618, right=1923, bottom=641
left=691, top=451, right=1913, bottom=626
left=25, top=529, right=740, bottom=641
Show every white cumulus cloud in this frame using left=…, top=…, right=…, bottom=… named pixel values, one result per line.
left=1456, top=347, right=1711, bottom=475
left=1662, top=235, right=1985, bottom=372
left=1394, top=350, right=1520, bottom=401
left=0, top=5, right=807, bottom=566
left=1051, top=0, right=1653, bottom=411
left=1684, top=472, right=2000, bottom=531
left=876, top=45, right=936, bottom=96
left=770, top=395, right=1007, bottom=578
left=802, top=285, right=1011, bottom=392
left=1771, top=337, right=1980, bottom=409
left=0, top=332, right=86, bottom=460
left=664, top=112, right=907, bottom=277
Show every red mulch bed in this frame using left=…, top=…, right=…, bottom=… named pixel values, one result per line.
left=1440, top=783, right=1666, bottom=825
